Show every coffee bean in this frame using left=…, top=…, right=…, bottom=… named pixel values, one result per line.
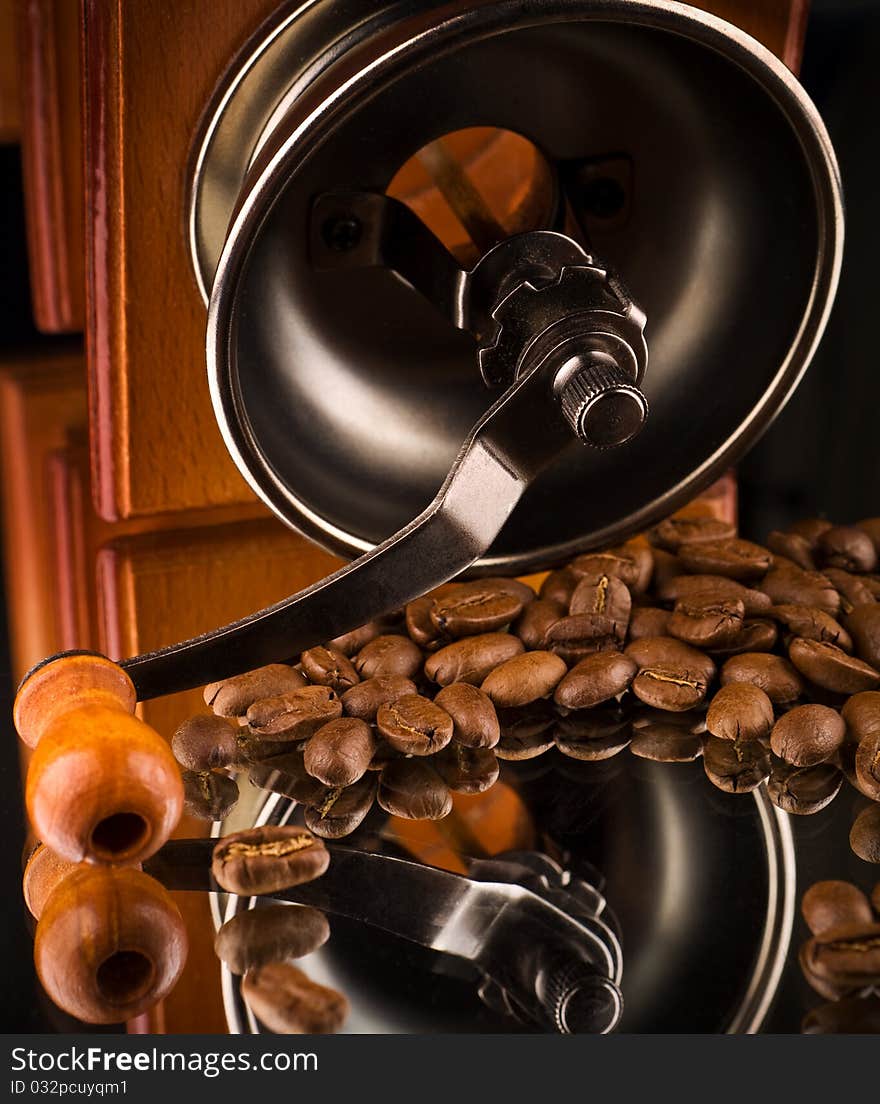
left=625, top=637, right=715, bottom=712
left=802, top=995, right=880, bottom=1034
left=706, top=683, right=774, bottom=742
left=770, top=704, right=846, bottom=766
left=767, top=530, right=817, bottom=571
left=769, top=604, right=852, bottom=651
left=677, top=538, right=772, bottom=581
left=628, top=606, right=672, bottom=640
left=303, top=717, right=376, bottom=786
left=543, top=614, right=620, bottom=663
left=354, top=635, right=423, bottom=679
left=789, top=518, right=833, bottom=545
left=855, top=730, right=880, bottom=801
left=328, top=621, right=385, bottom=656
left=758, top=565, right=840, bottom=616
left=432, top=744, right=499, bottom=793
left=668, top=598, right=744, bottom=649
left=851, top=805, right=880, bottom=863
left=788, top=637, right=880, bottom=694
left=650, top=516, right=736, bottom=551
left=377, top=758, right=452, bottom=819
left=709, top=618, right=779, bottom=656
left=172, top=714, right=239, bottom=771
left=428, top=580, right=524, bottom=638
left=857, top=518, right=880, bottom=556
left=481, top=651, right=567, bottom=708
left=798, top=942, right=851, bottom=1001
left=767, top=761, right=842, bottom=815
left=205, top=664, right=307, bottom=717
left=842, top=691, right=880, bottom=742
left=630, top=725, right=702, bottom=762
left=824, top=570, right=876, bottom=618
left=300, top=645, right=360, bottom=694
left=242, top=962, right=348, bottom=1034
left=212, top=826, right=329, bottom=895
left=433, top=683, right=499, bottom=748
left=246, top=685, right=342, bottom=740
left=366, top=738, right=403, bottom=772
left=182, top=770, right=239, bottom=821
left=801, top=881, right=875, bottom=936
left=304, top=774, right=377, bottom=838
left=554, top=652, right=638, bottom=710
left=846, top=604, right=880, bottom=668
left=569, top=572, right=632, bottom=634
left=247, top=749, right=312, bottom=797
left=611, top=538, right=654, bottom=593
left=873, top=882, right=880, bottom=914
left=554, top=710, right=632, bottom=760
left=405, top=596, right=447, bottom=649
left=539, top=568, right=578, bottom=607
left=819, top=526, right=878, bottom=574
left=496, top=701, right=557, bottom=759
left=376, top=694, right=453, bottom=755
left=651, top=547, right=684, bottom=590
left=569, top=551, right=640, bottom=588
left=424, top=633, right=524, bottom=686
left=514, top=599, right=564, bottom=649
left=703, top=734, right=770, bottom=793
left=720, top=652, right=804, bottom=704
left=801, top=922, right=880, bottom=992
left=340, top=675, right=416, bottom=721
left=657, top=575, right=772, bottom=616
left=215, top=905, right=330, bottom=974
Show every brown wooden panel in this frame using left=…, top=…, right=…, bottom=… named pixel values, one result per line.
left=82, top=0, right=279, bottom=521
left=0, top=0, right=20, bottom=143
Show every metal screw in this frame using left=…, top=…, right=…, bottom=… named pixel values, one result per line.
left=321, top=214, right=363, bottom=252
left=555, top=354, right=648, bottom=449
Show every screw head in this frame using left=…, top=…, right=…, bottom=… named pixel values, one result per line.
left=321, top=214, right=363, bottom=253
left=556, top=355, right=648, bottom=449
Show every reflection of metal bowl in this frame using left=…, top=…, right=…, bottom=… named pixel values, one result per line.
left=218, top=758, right=795, bottom=1033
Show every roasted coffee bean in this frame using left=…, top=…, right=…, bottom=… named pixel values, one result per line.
left=767, top=530, right=816, bottom=571
left=433, top=683, right=499, bottom=748
left=702, top=734, right=770, bottom=793
left=205, top=664, right=307, bottom=717
left=802, top=922, right=880, bottom=992
left=182, top=770, right=239, bottom=821
left=300, top=645, right=360, bottom=694
left=432, top=744, right=499, bottom=794
left=514, top=599, right=564, bottom=649
left=856, top=518, right=880, bottom=556
left=846, top=604, right=880, bottom=668
left=611, top=538, right=654, bottom=593
left=366, top=738, right=403, bottom=772
left=758, top=565, right=840, bottom=616
left=720, top=652, right=804, bottom=704
left=242, top=962, right=348, bottom=1034
left=248, top=750, right=325, bottom=803
left=789, top=518, right=833, bottom=544
left=824, top=568, right=876, bottom=614
left=668, top=598, right=744, bottom=649
left=424, top=633, right=524, bottom=687
left=657, top=574, right=772, bottom=616
left=553, top=652, right=637, bottom=710
left=706, top=683, right=774, bottom=742
left=650, top=516, right=736, bottom=551
left=428, top=580, right=524, bottom=638
left=215, top=905, right=330, bottom=974
left=628, top=606, right=672, bottom=640
left=798, top=941, right=851, bottom=1001
left=630, top=725, right=702, bottom=762
left=354, top=634, right=423, bottom=680
left=303, top=717, right=376, bottom=786
left=770, top=704, right=846, bottom=767
left=328, top=621, right=385, bottom=656
left=377, top=758, right=452, bottom=820
left=304, top=774, right=377, bottom=838
left=340, top=675, right=416, bottom=721
left=842, top=691, right=880, bottom=742
left=677, top=538, right=772, bottom=581
left=496, top=703, right=557, bottom=760
left=864, top=576, right=880, bottom=599
left=850, top=805, right=880, bottom=863
left=479, top=577, right=537, bottom=606
left=767, top=761, right=842, bottom=815
left=819, top=526, right=878, bottom=574
left=212, top=826, right=329, bottom=895
left=873, top=882, right=880, bottom=914
left=543, top=614, right=620, bottom=663
left=709, top=618, right=778, bottom=656
left=376, top=694, right=454, bottom=755
left=802, top=995, right=880, bottom=1034
left=769, top=604, right=852, bottom=650
left=554, top=711, right=631, bottom=761
left=569, top=572, right=632, bottom=632
left=625, top=637, right=715, bottom=712
left=801, top=881, right=875, bottom=936
left=246, top=685, right=342, bottom=740
left=788, top=637, right=880, bottom=694
left=405, top=596, right=446, bottom=649
left=172, top=713, right=239, bottom=771
left=481, top=651, right=567, bottom=708
left=651, top=548, right=683, bottom=590
left=539, top=568, right=579, bottom=607
left=569, top=551, right=641, bottom=588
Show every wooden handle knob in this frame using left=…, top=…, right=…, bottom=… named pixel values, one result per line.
left=17, top=654, right=184, bottom=865
left=22, top=843, right=82, bottom=920
left=34, top=865, right=188, bottom=1025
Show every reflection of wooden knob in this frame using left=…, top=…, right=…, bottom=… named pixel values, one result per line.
left=34, top=865, right=188, bottom=1024
left=17, top=654, right=183, bottom=864
left=22, top=843, right=81, bottom=920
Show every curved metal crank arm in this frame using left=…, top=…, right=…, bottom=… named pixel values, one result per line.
left=122, top=360, right=574, bottom=700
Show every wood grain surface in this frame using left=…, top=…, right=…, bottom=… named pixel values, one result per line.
left=0, top=0, right=20, bottom=143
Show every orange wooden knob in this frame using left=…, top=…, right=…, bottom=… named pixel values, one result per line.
left=34, top=865, right=188, bottom=1024
left=22, top=843, right=82, bottom=920
left=18, top=654, right=183, bottom=865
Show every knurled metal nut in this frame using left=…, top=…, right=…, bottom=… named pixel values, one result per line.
left=559, top=361, right=648, bottom=449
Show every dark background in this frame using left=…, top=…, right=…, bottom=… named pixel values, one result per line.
left=1, top=0, right=879, bottom=1033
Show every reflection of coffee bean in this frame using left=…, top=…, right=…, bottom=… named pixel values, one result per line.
left=172, top=714, right=239, bottom=771
left=242, top=962, right=348, bottom=1034
left=377, top=758, right=452, bottom=820
left=182, top=771, right=239, bottom=821
left=850, top=804, right=880, bottom=863
left=801, top=881, right=874, bottom=936
left=702, top=735, right=770, bottom=794
left=215, top=905, right=330, bottom=974
left=767, top=761, right=842, bottom=815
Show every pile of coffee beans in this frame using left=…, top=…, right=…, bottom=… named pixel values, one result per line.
left=799, top=879, right=880, bottom=1032
left=170, top=514, right=880, bottom=864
